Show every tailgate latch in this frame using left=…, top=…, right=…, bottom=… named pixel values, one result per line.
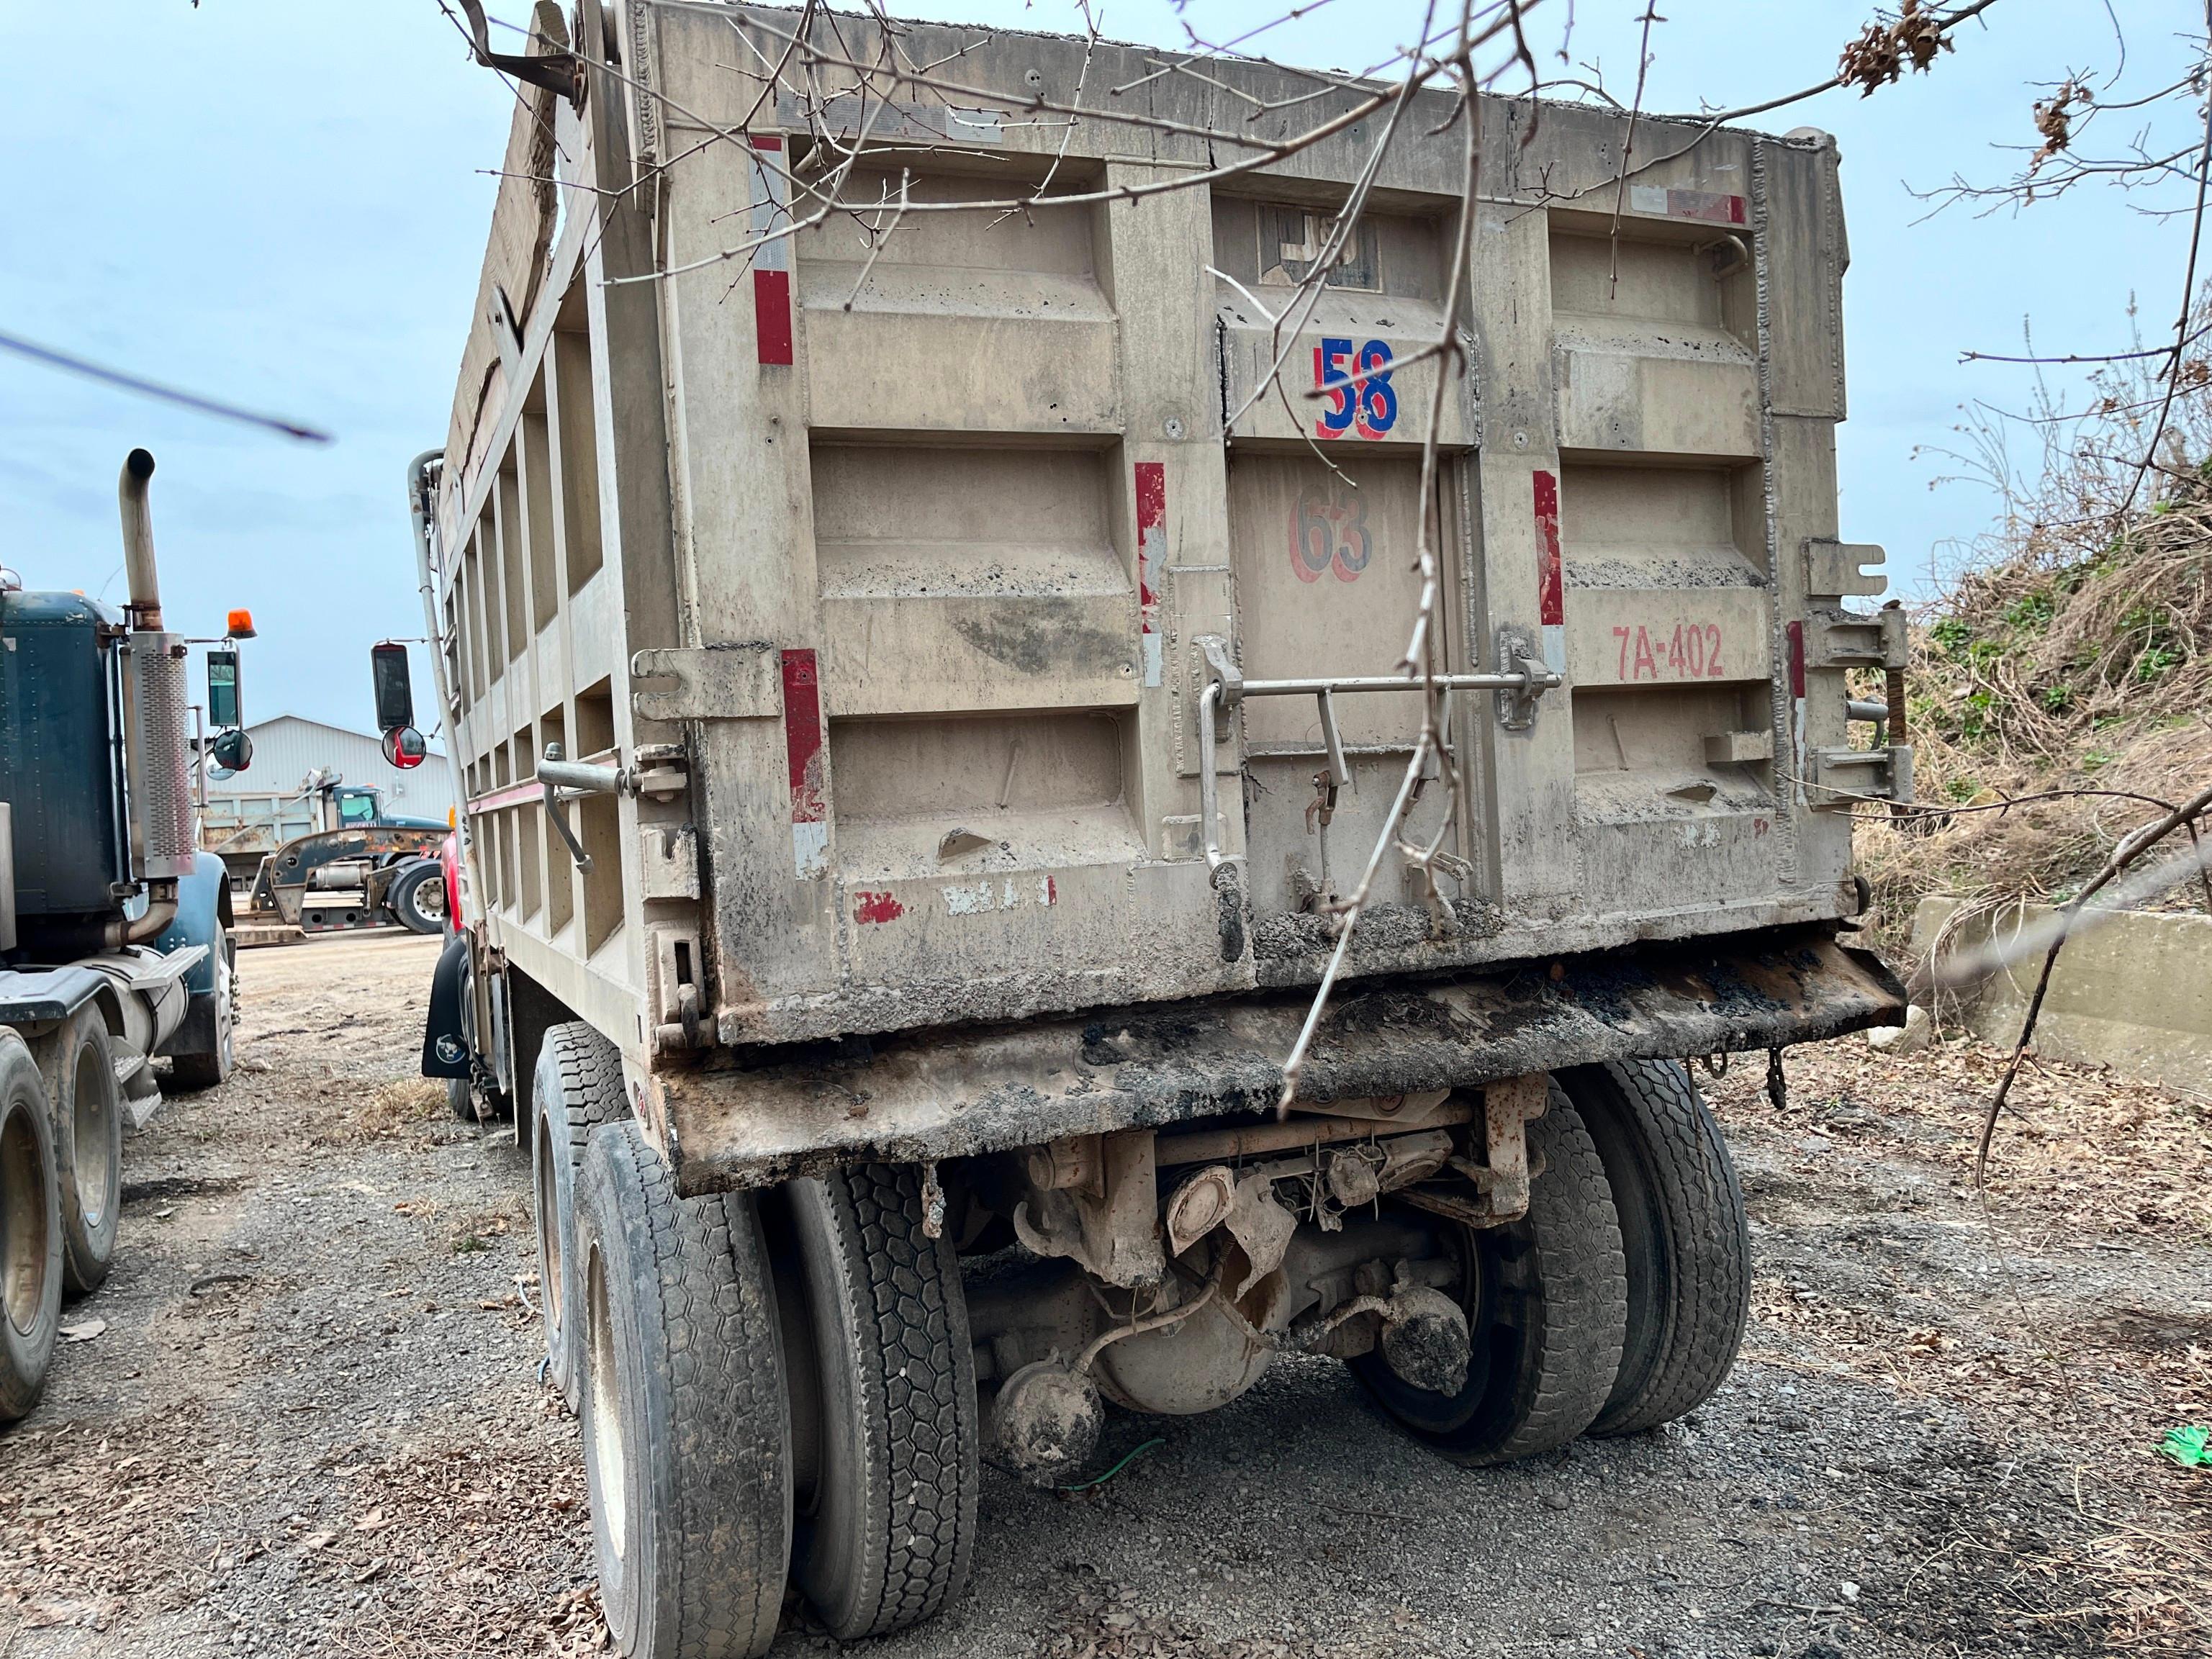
left=1192, top=637, right=1563, bottom=879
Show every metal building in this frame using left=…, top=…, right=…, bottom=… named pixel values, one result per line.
left=197, top=714, right=456, bottom=820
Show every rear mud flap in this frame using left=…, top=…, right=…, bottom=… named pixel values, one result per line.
left=420, top=934, right=472, bottom=1079
left=660, top=925, right=1905, bottom=1195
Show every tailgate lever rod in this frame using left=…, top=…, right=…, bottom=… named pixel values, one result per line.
left=1192, top=637, right=1563, bottom=882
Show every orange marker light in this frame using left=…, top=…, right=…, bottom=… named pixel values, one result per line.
left=225, top=608, right=257, bottom=639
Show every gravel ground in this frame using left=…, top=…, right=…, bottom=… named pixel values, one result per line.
left=0, top=930, right=2204, bottom=1658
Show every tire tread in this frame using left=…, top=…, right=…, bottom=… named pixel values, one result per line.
left=803, top=1165, right=978, bottom=1638
left=1570, top=1059, right=1751, bottom=1437
left=536, top=1022, right=628, bottom=1411
left=581, top=1123, right=787, bottom=1659
left=1466, top=1097, right=1630, bottom=1465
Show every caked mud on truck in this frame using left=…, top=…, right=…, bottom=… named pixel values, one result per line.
left=402, top=4, right=1907, bottom=1650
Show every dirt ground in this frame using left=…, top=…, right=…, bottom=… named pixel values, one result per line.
left=1, top=930, right=2206, bottom=1658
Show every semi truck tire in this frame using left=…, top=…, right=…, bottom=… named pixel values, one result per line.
left=532, top=1023, right=631, bottom=1414
left=0, top=1031, right=64, bottom=1423
left=575, top=1122, right=790, bottom=1659
left=168, top=930, right=235, bottom=1092
left=1561, top=1059, right=1751, bottom=1438
left=775, top=1165, right=980, bottom=1641
left=1353, top=1090, right=1628, bottom=1466
left=388, top=860, right=447, bottom=936
left=48, top=1008, right=122, bottom=1297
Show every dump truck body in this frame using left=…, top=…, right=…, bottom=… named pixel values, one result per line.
left=428, top=4, right=1902, bottom=1177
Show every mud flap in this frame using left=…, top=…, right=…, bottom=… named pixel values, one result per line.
left=421, top=933, right=472, bottom=1079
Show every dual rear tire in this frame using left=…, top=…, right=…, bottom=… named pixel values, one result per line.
left=1355, top=1059, right=1749, bottom=1463
left=0, top=1031, right=63, bottom=1424
left=558, top=1056, right=1742, bottom=1652
left=45, top=1008, right=122, bottom=1298
left=562, top=1106, right=979, bottom=1656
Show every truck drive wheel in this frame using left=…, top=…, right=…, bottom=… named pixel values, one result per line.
left=772, top=1165, right=980, bottom=1641
left=532, top=1023, right=631, bottom=1413
left=1353, top=1090, right=1628, bottom=1466
left=1560, top=1059, right=1751, bottom=1437
left=0, top=1032, right=64, bottom=1423
left=576, top=1122, right=790, bottom=1659
left=388, top=859, right=447, bottom=936
left=168, top=930, right=235, bottom=1092
left=46, top=1009, right=122, bottom=1298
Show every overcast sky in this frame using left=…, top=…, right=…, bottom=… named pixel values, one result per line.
left=4, top=1, right=2200, bottom=734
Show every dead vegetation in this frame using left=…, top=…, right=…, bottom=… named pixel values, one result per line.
left=1856, top=325, right=2212, bottom=952
left=1709, top=1035, right=2212, bottom=1656
left=339, top=1077, right=449, bottom=1143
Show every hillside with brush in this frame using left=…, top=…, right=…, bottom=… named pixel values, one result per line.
left=1858, top=369, right=2212, bottom=945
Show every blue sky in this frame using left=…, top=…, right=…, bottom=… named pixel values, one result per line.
left=4, top=1, right=2200, bottom=731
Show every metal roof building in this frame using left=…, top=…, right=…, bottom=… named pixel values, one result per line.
left=196, top=713, right=457, bottom=820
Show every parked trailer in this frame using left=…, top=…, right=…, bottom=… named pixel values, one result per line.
left=0, top=450, right=240, bottom=1421
left=204, top=778, right=445, bottom=892
left=411, top=7, right=1908, bottom=1650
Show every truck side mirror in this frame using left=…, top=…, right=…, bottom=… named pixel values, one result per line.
left=371, top=641, right=415, bottom=733
left=210, top=728, right=253, bottom=773
left=207, top=647, right=241, bottom=728
left=382, top=727, right=428, bottom=770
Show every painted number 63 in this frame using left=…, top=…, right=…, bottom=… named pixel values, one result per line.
left=1314, top=337, right=1397, bottom=440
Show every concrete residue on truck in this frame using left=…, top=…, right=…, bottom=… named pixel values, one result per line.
left=402, top=7, right=1909, bottom=1652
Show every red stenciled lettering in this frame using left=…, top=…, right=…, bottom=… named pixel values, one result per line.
left=1705, top=622, right=1723, bottom=678
left=1632, top=626, right=1658, bottom=680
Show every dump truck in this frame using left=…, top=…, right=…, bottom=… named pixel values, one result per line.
left=0, top=448, right=243, bottom=1421
left=407, top=7, right=1908, bottom=1651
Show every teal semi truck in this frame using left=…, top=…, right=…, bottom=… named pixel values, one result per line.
left=0, top=449, right=243, bottom=1419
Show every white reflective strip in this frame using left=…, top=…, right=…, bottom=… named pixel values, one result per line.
left=1540, top=623, right=1567, bottom=676
left=1141, top=632, right=1164, bottom=687
left=751, top=150, right=791, bottom=273
left=1792, top=697, right=1807, bottom=806
left=791, top=819, right=827, bottom=879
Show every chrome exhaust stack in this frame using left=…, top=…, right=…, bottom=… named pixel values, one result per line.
left=110, top=448, right=189, bottom=945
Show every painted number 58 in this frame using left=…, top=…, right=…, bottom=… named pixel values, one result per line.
left=1314, top=337, right=1397, bottom=440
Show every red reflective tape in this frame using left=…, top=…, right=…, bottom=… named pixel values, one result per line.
left=782, top=648, right=825, bottom=823
left=1134, top=461, right=1166, bottom=616
left=1675, top=189, right=1746, bottom=225
left=1532, top=469, right=1564, bottom=628
left=754, top=268, right=793, bottom=366
left=466, top=779, right=541, bottom=815
left=853, top=890, right=904, bottom=925
left=1787, top=620, right=1807, bottom=699
left=749, top=133, right=782, bottom=151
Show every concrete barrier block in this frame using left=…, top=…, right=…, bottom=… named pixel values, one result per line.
left=1911, top=895, right=2212, bottom=1088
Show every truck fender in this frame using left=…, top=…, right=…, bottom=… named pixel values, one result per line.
left=422, top=933, right=474, bottom=1079
left=155, top=851, right=234, bottom=1062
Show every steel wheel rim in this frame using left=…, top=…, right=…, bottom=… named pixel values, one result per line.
left=585, top=1241, right=628, bottom=1560
left=0, top=1108, right=49, bottom=1337
left=71, top=1037, right=117, bottom=1233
